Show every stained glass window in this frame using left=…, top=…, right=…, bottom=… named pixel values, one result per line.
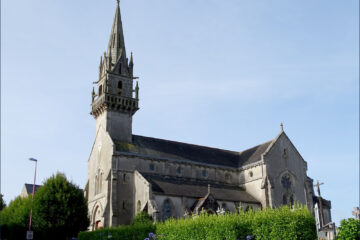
left=163, top=199, right=171, bottom=220
left=281, top=175, right=291, bottom=190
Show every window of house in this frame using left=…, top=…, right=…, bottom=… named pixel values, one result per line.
left=249, top=171, right=253, bottom=178
left=176, top=166, right=181, bottom=175
left=202, top=169, right=207, bottom=178
left=149, top=163, right=155, bottom=171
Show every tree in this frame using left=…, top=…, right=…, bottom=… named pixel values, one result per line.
left=0, top=194, right=6, bottom=210
left=33, top=173, right=90, bottom=240
left=0, top=195, right=32, bottom=239
left=336, top=218, right=360, bottom=240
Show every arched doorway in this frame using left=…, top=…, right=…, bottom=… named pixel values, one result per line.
left=93, top=205, right=103, bottom=230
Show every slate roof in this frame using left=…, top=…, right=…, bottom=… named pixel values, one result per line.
left=24, top=184, right=41, bottom=194
left=115, top=135, right=273, bottom=168
left=141, top=173, right=260, bottom=203
left=313, top=196, right=332, bottom=208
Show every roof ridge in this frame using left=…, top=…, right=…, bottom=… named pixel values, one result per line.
left=239, top=139, right=274, bottom=155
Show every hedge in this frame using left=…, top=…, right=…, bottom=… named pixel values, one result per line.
left=157, top=206, right=316, bottom=240
left=78, top=223, right=155, bottom=240
left=78, top=206, right=317, bottom=240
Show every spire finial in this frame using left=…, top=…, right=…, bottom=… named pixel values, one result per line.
left=280, top=122, right=284, bottom=131
left=117, top=0, right=120, bottom=6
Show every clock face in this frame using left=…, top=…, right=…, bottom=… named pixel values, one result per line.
left=281, top=175, right=292, bottom=190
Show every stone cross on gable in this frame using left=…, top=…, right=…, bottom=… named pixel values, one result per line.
left=352, top=207, right=360, bottom=220
left=315, top=180, right=325, bottom=228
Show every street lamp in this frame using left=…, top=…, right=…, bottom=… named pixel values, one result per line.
left=28, top=158, right=38, bottom=233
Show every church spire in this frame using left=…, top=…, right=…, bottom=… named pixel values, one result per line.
left=106, top=0, right=128, bottom=75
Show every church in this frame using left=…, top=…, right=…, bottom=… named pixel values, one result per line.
left=84, top=1, right=332, bottom=230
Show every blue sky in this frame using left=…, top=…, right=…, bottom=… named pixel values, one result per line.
left=1, top=0, right=358, bottom=226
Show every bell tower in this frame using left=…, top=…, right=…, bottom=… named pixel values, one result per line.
left=91, top=0, right=139, bottom=142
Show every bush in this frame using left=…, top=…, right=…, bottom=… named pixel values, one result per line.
left=156, top=206, right=316, bottom=240
left=336, top=218, right=360, bottom=240
left=79, top=206, right=316, bottom=240
left=132, top=212, right=153, bottom=225
left=78, top=223, right=155, bottom=240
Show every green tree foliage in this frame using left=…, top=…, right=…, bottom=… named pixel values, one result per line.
left=1, top=173, right=89, bottom=240
left=33, top=173, right=89, bottom=239
left=336, top=218, right=360, bottom=240
left=0, top=194, right=6, bottom=210
left=0, top=195, right=32, bottom=239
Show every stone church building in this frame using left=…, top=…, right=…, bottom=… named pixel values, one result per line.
left=84, top=1, right=332, bottom=230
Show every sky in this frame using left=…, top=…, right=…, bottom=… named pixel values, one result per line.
left=1, top=0, right=358, bottom=226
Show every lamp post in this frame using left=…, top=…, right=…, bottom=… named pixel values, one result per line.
left=28, top=158, right=38, bottom=233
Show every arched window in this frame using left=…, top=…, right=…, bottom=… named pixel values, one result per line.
left=99, top=172, right=103, bottom=193
left=281, top=174, right=292, bottom=190
left=202, top=169, right=207, bottom=178
left=149, top=163, right=155, bottom=171
left=163, top=199, right=172, bottom=221
left=176, top=166, right=181, bottom=175
left=95, top=169, right=102, bottom=195
left=95, top=175, right=98, bottom=195
left=118, top=81, right=123, bottom=89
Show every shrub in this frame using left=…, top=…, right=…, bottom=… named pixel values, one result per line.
left=336, top=218, right=360, bottom=240
left=156, top=206, right=316, bottom=240
left=132, top=212, right=153, bottom=225
left=78, top=206, right=316, bottom=240
left=78, top=223, right=155, bottom=240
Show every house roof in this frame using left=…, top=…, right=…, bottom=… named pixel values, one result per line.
left=24, top=184, right=41, bottom=194
left=115, top=135, right=273, bottom=168
left=141, top=173, right=260, bottom=203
